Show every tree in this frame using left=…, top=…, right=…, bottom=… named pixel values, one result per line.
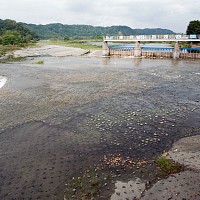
left=186, top=20, right=200, bottom=35
left=0, top=19, right=39, bottom=41
left=1, top=30, right=22, bottom=45
left=63, top=35, right=70, bottom=41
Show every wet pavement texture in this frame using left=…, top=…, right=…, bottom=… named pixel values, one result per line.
left=0, top=57, right=200, bottom=199
left=141, top=171, right=200, bottom=200
left=168, top=134, right=200, bottom=170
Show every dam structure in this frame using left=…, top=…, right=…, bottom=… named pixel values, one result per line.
left=102, top=34, right=200, bottom=59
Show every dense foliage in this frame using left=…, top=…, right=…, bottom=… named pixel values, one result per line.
left=0, top=18, right=176, bottom=42
left=23, top=23, right=175, bottom=39
left=186, top=20, right=200, bottom=35
left=0, top=19, right=39, bottom=45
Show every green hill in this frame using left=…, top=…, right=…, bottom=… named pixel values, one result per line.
left=0, top=19, right=176, bottom=40
left=23, top=23, right=175, bottom=39
left=0, top=19, right=39, bottom=40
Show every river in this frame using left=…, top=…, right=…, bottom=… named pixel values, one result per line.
left=0, top=56, right=199, bottom=199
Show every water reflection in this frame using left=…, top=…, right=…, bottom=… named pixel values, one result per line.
left=102, top=57, right=111, bottom=65
left=171, top=59, right=180, bottom=66
left=133, top=58, right=142, bottom=67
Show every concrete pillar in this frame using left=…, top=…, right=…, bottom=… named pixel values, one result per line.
left=173, top=42, right=180, bottom=59
left=102, top=41, right=110, bottom=57
left=134, top=41, right=142, bottom=58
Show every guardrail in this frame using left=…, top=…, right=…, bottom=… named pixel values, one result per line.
left=104, top=34, right=200, bottom=41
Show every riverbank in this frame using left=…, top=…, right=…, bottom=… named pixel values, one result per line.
left=0, top=41, right=103, bottom=61
left=110, top=133, right=200, bottom=200
left=13, top=44, right=90, bottom=57
left=141, top=133, right=200, bottom=200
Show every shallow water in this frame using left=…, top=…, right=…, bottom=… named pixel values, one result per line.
left=0, top=76, right=7, bottom=89
left=0, top=57, right=200, bottom=199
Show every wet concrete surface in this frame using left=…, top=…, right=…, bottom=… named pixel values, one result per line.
left=141, top=170, right=200, bottom=200
left=138, top=134, right=200, bottom=200
left=168, top=134, right=200, bottom=170
left=0, top=56, right=200, bottom=199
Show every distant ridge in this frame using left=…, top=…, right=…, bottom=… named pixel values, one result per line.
left=22, top=23, right=175, bottom=39
left=0, top=19, right=176, bottom=39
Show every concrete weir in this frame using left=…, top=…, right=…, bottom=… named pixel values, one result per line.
left=103, top=34, right=200, bottom=59
left=102, top=41, right=182, bottom=59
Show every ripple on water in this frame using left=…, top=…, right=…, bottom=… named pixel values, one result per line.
left=0, top=76, right=7, bottom=89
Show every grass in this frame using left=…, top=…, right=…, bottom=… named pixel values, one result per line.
left=35, top=60, right=44, bottom=64
left=0, top=45, right=21, bottom=56
left=0, top=55, right=23, bottom=63
left=0, top=41, right=38, bottom=57
left=42, top=39, right=102, bottom=50
left=27, top=43, right=39, bottom=48
left=155, top=155, right=184, bottom=177
left=0, top=45, right=24, bottom=63
left=64, top=168, right=109, bottom=200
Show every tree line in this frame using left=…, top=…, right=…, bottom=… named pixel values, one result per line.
left=0, top=18, right=199, bottom=46
left=0, top=19, right=39, bottom=46
left=23, top=23, right=175, bottom=39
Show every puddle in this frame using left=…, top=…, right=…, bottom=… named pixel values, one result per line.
left=111, top=178, right=146, bottom=200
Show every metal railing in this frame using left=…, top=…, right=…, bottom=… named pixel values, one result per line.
left=104, top=34, right=200, bottom=41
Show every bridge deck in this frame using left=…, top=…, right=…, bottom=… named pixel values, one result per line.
left=104, top=39, right=200, bottom=42
left=103, top=35, right=200, bottom=42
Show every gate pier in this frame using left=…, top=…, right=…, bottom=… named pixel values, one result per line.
left=173, top=42, right=180, bottom=59
left=102, top=41, right=110, bottom=56
left=134, top=41, right=142, bottom=58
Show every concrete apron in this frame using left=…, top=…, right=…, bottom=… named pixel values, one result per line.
left=111, top=135, right=200, bottom=200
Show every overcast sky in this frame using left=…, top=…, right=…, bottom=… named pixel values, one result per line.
left=0, top=0, right=199, bottom=33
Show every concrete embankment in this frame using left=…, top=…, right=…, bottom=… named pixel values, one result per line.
left=110, top=135, right=200, bottom=200
left=141, top=135, right=200, bottom=200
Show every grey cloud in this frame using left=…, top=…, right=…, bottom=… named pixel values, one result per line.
left=0, top=0, right=199, bottom=32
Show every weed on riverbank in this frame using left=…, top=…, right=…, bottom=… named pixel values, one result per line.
left=35, top=60, right=44, bottom=64
left=0, top=56, right=24, bottom=63
left=155, top=154, right=184, bottom=178
left=0, top=45, right=21, bottom=56
left=64, top=167, right=111, bottom=200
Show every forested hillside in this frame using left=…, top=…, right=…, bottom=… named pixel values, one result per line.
left=0, top=19, right=175, bottom=40
left=0, top=19, right=38, bottom=42
left=0, top=19, right=38, bottom=45
left=23, top=23, right=175, bottom=39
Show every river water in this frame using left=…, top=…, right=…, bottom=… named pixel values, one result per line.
left=0, top=56, right=200, bottom=199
